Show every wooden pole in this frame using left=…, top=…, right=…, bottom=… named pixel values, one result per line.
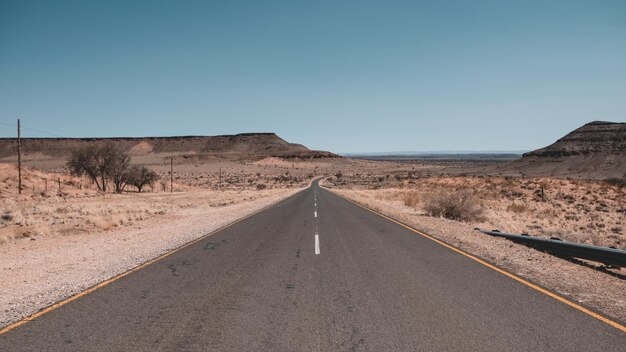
left=219, top=167, right=222, bottom=189
left=58, top=177, right=61, bottom=193
left=170, top=157, right=173, bottom=193
left=17, top=118, right=22, bottom=194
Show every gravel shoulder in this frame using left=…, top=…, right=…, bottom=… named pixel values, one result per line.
left=0, top=187, right=303, bottom=328
left=326, top=187, right=626, bottom=324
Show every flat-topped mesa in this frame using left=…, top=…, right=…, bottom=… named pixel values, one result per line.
left=0, top=133, right=338, bottom=159
left=523, top=121, right=626, bottom=158
left=506, top=121, right=626, bottom=179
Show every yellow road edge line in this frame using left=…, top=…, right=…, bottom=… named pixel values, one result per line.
left=0, top=186, right=309, bottom=336
left=329, top=190, right=626, bottom=334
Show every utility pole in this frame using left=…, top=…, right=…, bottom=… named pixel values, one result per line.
left=170, top=157, right=173, bottom=193
left=17, top=118, right=22, bottom=194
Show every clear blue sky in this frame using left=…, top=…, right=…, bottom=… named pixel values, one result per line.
left=1, top=0, right=625, bottom=153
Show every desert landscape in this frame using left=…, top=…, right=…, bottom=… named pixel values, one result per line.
left=318, top=122, right=625, bottom=320
left=0, top=122, right=625, bottom=328
left=0, top=133, right=340, bottom=325
left=3, top=2, right=625, bottom=349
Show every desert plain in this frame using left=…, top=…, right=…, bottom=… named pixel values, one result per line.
left=0, top=123, right=625, bottom=327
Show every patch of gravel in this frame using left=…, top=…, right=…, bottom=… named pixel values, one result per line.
left=0, top=188, right=302, bottom=328
left=330, top=188, right=626, bottom=324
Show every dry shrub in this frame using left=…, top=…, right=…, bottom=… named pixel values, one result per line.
left=424, top=190, right=484, bottom=222
left=507, top=202, right=528, bottom=213
left=402, top=191, right=420, bottom=208
left=90, top=216, right=117, bottom=231
left=538, top=208, right=559, bottom=219
left=0, top=232, right=15, bottom=244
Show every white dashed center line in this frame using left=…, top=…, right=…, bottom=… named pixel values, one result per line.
left=314, top=190, right=320, bottom=255
left=315, top=234, right=320, bottom=255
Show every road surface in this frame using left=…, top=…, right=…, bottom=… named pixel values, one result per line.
left=1, top=181, right=624, bottom=351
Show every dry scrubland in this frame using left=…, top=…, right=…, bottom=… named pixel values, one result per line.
left=0, top=161, right=314, bottom=245
left=323, top=174, right=626, bottom=321
left=0, top=154, right=365, bottom=247
left=328, top=174, right=625, bottom=247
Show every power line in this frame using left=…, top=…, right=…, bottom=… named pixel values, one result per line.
left=0, top=121, right=64, bottom=138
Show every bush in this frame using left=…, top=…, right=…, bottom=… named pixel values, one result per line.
left=256, top=183, right=267, bottom=190
left=424, top=190, right=484, bottom=222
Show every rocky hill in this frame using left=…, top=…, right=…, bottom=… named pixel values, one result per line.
left=0, top=133, right=338, bottom=164
left=507, top=121, right=626, bottom=179
left=523, top=121, right=625, bottom=158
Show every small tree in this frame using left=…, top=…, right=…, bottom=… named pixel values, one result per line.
left=67, top=143, right=129, bottom=192
left=111, top=153, right=131, bottom=193
left=128, top=166, right=159, bottom=192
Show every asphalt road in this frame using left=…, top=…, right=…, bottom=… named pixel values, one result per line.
left=1, top=181, right=624, bottom=351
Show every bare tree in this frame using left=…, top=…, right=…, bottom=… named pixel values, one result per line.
left=127, top=166, right=159, bottom=193
left=110, top=152, right=131, bottom=193
left=66, top=143, right=130, bottom=193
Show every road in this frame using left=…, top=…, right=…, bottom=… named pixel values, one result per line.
left=1, top=181, right=624, bottom=351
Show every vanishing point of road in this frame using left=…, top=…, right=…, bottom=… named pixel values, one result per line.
left=1, top=181, right=624, bottom=351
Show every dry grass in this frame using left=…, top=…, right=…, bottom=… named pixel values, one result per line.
left=0, top=187, right=299, bottom=244
left=0, top=162, right=314, bottom=245
left=507, top=202, right=528, bottom=213
left=402, top=191, right=420, bottom=208
left=326, top=174, right=625, bottom=248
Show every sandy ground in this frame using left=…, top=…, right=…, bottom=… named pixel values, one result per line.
left=325, top=185, right=626, bottom=323
left=0, top=186, right=303, bottom=328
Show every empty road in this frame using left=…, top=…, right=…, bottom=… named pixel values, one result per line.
left=1, top=181, right=624, bottom=351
